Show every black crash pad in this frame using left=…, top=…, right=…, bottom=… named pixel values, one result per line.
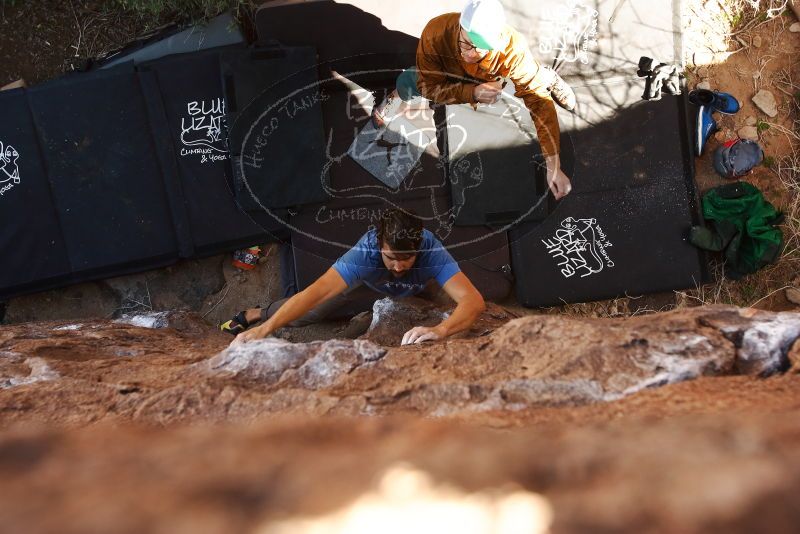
left=0, top=88, right=73, bottom=295
left=254, top=1, right=441, bottom=208
left=558, top=84, right=695, bottom=196
left=507, top=85, right=707, bottom=306
left=0, top=50, right=304, bottom=300
left=141, top=49, right=282, bottom=254
left=222, top=46, right=329, bottom=212
left=445, top=60, right=689, bottom=229
left=256, top=0, right=418, bottom=83
left=28, top=69, right=179, bottom=276
left=510, top=179, right=707, bottom=307
left=445, top=94, right=556, bottom=227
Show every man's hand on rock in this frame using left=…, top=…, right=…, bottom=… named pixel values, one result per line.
left=401, top=325, right=445, bottom=346
left=472, top=81, right=504, bottom=104
left=230, top=326, right=267, bottom=347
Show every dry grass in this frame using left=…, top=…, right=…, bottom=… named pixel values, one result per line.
left=108, top=0, right=249, bottom=22
left=56, top=1, right=254, bottom=64
left=544, top=295, right=677, bottom=319
left=680, top=123, right=800, bottom=310
left=776, top=144, right=800, bottom=261
left=676, top=0, right=800, bottom=310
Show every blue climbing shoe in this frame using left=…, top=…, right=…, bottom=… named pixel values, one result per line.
left=710, top=91, right=740, bottom=114
left=695, top=105, right=718, bottom=156
left=689, top=89, right=741, bottom=115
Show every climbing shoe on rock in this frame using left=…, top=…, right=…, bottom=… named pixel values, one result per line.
left=220, top=311, right=254, bottom=336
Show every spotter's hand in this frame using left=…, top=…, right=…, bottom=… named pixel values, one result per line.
left=401, top=326, right=444, bottom=346
left=371, top=107, right=386, bottom=129
left=472, top=81, right=504, bottom=104
left=547, top=167, right=573, bottom=200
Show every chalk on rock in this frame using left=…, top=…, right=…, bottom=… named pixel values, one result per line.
left=362, top=297, right=448, bottom=346
left=752, top=89, right=778, bottom=118
left=296, top=339, right=386, bottom=389
left=114, top=312, right=171, bottom=329
left=206, top=337, right=386, bottom=387
left=736, top=313, right=800, bottom=376
left=0, top=357, right=59, bottom=390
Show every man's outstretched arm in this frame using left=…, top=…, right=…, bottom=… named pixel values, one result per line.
left=494, top=32, right=572, bottom=199
left=231, top=268, right=348, bottom=345
left=401, top=272, right=486, bottom=345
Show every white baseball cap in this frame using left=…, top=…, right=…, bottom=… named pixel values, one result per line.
left=460, top=0, right=509, bottom=51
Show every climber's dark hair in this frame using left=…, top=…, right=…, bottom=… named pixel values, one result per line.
left=377, top=208, right=423, bottom=255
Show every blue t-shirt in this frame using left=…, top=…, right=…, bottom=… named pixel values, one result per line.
left=332, top=229, right=460, bottom=297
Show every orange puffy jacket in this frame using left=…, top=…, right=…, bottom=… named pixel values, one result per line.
left=416, top=13, right=561, bottom=157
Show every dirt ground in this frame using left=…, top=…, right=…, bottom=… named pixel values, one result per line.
left=1, top=1, right=162, bottom=86
left=681, top=0, right=800, bottom=312
left=1, top=304, right=799, bottom=532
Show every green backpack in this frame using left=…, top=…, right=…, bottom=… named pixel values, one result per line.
left=689, top=181, right=783, bottom=279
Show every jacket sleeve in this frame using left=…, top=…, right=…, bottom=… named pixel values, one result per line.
left=415, top=30, right=476, bottom=105
left=497, top=37, right=561, bottom=156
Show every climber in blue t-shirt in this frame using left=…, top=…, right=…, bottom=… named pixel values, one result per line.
left=332, top=227, right=461, bottom=298
left=227, top=209, right=486, bottom=346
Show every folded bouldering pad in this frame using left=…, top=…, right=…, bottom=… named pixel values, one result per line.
left=511, top=180, right=707, bottom=307
left=29, top=69, right=180, bottom=276
left=140, top=48, right=285, bottom=254
left=0, top=48, right=306, bottom=300
left=222, top=46, right=329, bottom=212
left=0, top=87, right=73, bottom=295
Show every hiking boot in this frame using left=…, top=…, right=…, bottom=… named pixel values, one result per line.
left=695, top=105, right=718, bottom=156
left=545, top=67, right=576, bottom=111
left=689, top=89, right=740, bottom=115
